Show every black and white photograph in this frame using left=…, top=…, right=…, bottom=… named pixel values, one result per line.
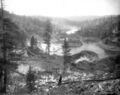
left=0, top=0, right=120, bottom=95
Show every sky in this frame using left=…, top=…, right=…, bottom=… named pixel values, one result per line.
left=4, top=0, right=120, bottom=17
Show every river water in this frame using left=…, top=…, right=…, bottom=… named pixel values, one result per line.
left=39, top=41, right=107, bottom=59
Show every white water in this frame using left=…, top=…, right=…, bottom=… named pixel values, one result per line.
left=39, top=26, right=106, bottom=58
left=39, top=43, right=63, bottom=55
left=66, top=27, right=79, bottom=35
left=75, top=56, right=90, bottom=63
left=70, top=43, right=107, bottom=59
left=39, top=42, right=107, bottom=59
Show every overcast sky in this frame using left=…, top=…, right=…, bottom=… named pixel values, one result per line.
left=4, top=0, right=120, bottom=17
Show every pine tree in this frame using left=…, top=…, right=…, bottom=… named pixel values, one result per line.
left=26, top=66, right=36, bottom=93
left=28, top=36, right=43, bottom=56
left=0, top=18, right=19, bottom=93
left=114, top=21, right=120, bottom=78
left=58, top=38, right=71, bottom=86
left=62, top=38, right=71, bottom=71
left=0, top=1, right=21, bottom=93
left=0, top=0, right=8, bottom=93
left=30, top=36, right=37, bottom=49
left=43, top=20, right=52, bottom=55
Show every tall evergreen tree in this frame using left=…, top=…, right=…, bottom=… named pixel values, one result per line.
left=114, top=21, right=120, bottom=78
left=0, top=18, right=19, bottom=93
left=0, top=0, right=8, bottom=93
left=30, top=36, right=37, bottom=49
left=26, top=66, right=36, bottom=93
left=58, top=38, right=71, bottom=86
left=62, top=38, right=71, bottom=71
left=0, top=1, right=23, bottom=93
left=43, top=20, right=52, bottom=55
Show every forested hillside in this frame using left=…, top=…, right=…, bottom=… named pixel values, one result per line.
left=4, top=10, right=120, bottom=43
